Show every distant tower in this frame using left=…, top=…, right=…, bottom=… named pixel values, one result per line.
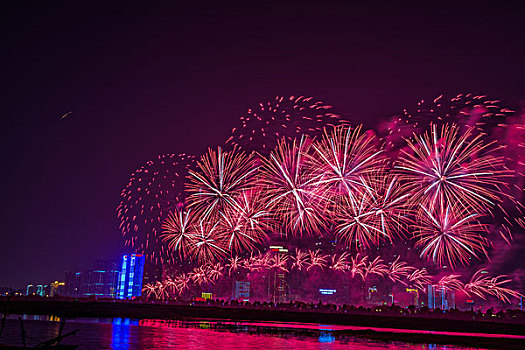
left=117, top=254, right=145, bottom=299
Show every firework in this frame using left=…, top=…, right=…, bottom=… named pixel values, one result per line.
left=387, top=256, right=414, bottom=283
left=463, top=269, right=523, bottom=303
left=217, top=190, right=270, bottom=253
left=363, top=256, right=388, bottom=279
left=306, top=249, right=328, bottom=271
left=186, top=147, right=257, bottom=220
left=161, top=208, right=196, bottom=259
left=330, top=252, right=350, bottom=271
left=380, top=93, right=516, bottom=154
left=348, top=253, right=368, bottom=279
left=258, top=136, right=327, bottom=236
left=226, top=256, right=243, bottom=275
left=396, top=124, right=507, bottom=213
left=310, top=124, right=385, bottom=202
left=226, top=95, right=348, bottom=154
left=414, top=203, right=489, bottom=268
left=291, top=249, right=309, bottom=271
left=269, top=252, right=290, bottom=272
left=436, top=274, right=464, bottom=292
left=142, top=283, right=157, bottom=298
left=117, top=153, right=195, bottom=264
left=189, top=220, right=228, bottom=264
left=406, top=268, right=432, bottom=292
left=173, top=273, right=191, bottom=293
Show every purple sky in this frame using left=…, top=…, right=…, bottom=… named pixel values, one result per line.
left=1, top=2, right=524, bottom=288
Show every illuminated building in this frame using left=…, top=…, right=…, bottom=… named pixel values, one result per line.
left=406, top=288, right=419, bottom=306
left=267, top=246, right=288, bottom=303
left=64, top=260, right=120, bottom=298
left=117, top=254, right=145, bottom=299
left=428, top=285, right=455, bottom=310
left=233, top=281, right=250, bottom=300
left=26, top=284, right=36, bottom=296
left=50, top=281, right=65, bottom=297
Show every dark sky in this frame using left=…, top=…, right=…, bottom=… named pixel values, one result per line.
left=1, top=2, right=524, bottom=288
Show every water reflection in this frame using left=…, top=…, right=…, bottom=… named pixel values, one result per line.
left=112, top=318, right=138, bottom=350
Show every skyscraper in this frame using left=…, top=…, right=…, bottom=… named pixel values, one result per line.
left=117, top=254, right=145, bottom=299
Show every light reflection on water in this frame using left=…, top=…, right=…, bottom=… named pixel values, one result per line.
left=0, top=315, right=481, bottom=350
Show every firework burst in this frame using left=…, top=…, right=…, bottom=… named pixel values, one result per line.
left=186, top=147, right=257, bottom=220
left=226, top=95, right=348, bottom=154
left=414, top=203, right=490, bottom=268
left=117, top=153, right=195, bottom=264
left=396, top=124, right=507, bottom=213
left=258, top=136, right=327, bottom=236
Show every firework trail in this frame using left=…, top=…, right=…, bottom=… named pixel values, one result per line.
left=436, top=274, right=464, bottom=292
left=414, top=203, right=489, bottom=268
left=406, top=268, right=432, bottom=292
left=226, top=256, right=243, bottom=275
left=117, top=153, right=195, bottom=264
left=269, top=252, right=290, bottom=272
left=226, top=95, right=348, bottom=154
left=186, top=147, right=257, bottom=220
left=348, top=253, right=368, bottom=280
left=258, top=136, right=328, bottom=236
left=363, top=256, right=388, bottom=279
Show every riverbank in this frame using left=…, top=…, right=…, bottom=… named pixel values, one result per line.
left=2, top=298, right=525, bottom=333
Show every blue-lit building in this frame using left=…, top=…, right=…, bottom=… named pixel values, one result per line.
left=117, top=254, right=145, bottom=299
left=64, top=260, right=120, bottom=298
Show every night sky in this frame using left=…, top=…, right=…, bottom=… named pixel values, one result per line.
left=1, top=2, right=524, bottom=288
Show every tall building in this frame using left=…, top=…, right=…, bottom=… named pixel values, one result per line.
left=233, top=281, right=250, bottom=300
left=117, top=254, right=145, bottom=299
left=428, top=285, right=455, bottom=310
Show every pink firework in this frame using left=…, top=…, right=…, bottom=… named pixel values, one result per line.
left=330, top=252, right=350, bottom=272
left=334, top=191, right=384, bottom=250
left=363, top=256, right=388, bottom=280
left=269, top=253, right=290, bottom=272
left=387, top=256, right=414, bottom=283
left=310, top=125, right=385, bottom=202
left=414, top=203, right=489, bottom=268
left=226, top=95, right=348, bottom=154
left=117, top=153, right=195, bottom=264
left=258, top=136, right=327, bottom=236
left=436, top=274, right=464, bottom=292
left=217, top=190, right=270, bottom=253
left=186, top=147, right=257, bottom=220
left=291, top=249, right=309, bottom=271
left=348, top=253, right=368, bottom=279
left=306, top=249, right=328, bottom=271
left=173, top=273, right=191, bottom=293
left=463, top=269, right=523, bottom=303
left=406, top=268, right=432, bottom=292
left=142, top=283, right=157, bottom=298
left=396, top=123, right=507, bottom=213
left=379, top=93, right=516, bottom=154
left=161, top=208, right=196, bottom=259
left=226, top=256, right=243, bottom=275
left=188, top=220, right=228, bottom=264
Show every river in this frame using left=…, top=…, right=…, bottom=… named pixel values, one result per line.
left=0, top=315, right=487, bottom=349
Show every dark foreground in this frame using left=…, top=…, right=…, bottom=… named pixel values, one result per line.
left=2, top=299, right=525, bottom=349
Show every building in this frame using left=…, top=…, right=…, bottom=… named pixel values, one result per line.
left=428, top=285, right=455, bottom=310
left=64, top=260, right=120, bottom=298
left=233, top=281, right=250, bottom=300
left=117, top=254, right=145, bottom=299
